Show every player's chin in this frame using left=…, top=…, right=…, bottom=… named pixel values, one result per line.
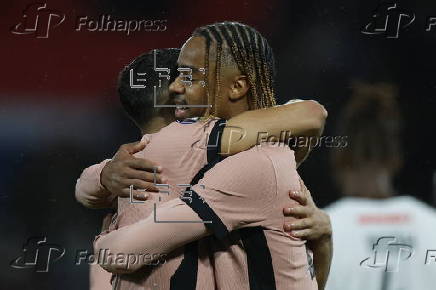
left=191, top=107, right=207, bottom=118
left=175, top=107, right=190, bottom=120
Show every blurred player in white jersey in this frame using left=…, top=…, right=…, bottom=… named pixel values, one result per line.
left=325, top=81, right=436, bottom=290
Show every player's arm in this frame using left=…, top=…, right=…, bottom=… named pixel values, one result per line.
left=222, top=99, right=327, bottom=164
left=77, top=100, right=326, bottom=208
left=95, top=150, right=280, bottom=274
left=283, top=180, right=332, bottom=290
left=74, top=140, right=165, bottom=209
left=309, top=235, right=332, bottom=290
left=75, top=159, right=114, bottom=209
left=94, top=198, right=210, bottom=274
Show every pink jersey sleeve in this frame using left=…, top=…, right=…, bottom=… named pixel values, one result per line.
left=93, top=198, right=210, bottom=274
left=75, top=159, right=113, bottom=208
left=75, top=134, right=152, bottom=209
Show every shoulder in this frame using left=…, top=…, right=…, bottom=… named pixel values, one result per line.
left=394, top=196, right=436, bottom=218
left=201, top=146, right=276, bottom=192
left=217, top=146, right=274, bottom=172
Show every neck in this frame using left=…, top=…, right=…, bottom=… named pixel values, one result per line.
left=217, top=96, right=250, bottom=119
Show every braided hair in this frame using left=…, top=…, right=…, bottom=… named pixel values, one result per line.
left=192, top=21, right=276, bottom=116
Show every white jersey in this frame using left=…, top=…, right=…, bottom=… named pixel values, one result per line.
left=324, top=196, right=436, bottom=290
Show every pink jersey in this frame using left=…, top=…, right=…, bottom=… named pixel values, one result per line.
left=112, top=118, right=220, bottom=289
left=186, top=143, right=318, bottom=290
left=94, top=143, right=317, bottom=290
left=75, top=160, right=113, bottom=290
left=84, top=118, right=316, bottom=289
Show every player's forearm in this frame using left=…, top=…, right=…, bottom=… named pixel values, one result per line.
left=75, top=160, right=114, bottom=209
left=221, top=99, right=327, bottom=156
left=94, top=198, right=210, bottom=274
left=308, top=235, right=333, bottom=290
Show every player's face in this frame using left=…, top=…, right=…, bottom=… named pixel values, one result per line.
left=169, top=36, right=209, bottom=120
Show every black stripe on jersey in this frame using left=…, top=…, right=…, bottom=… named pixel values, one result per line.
left=183, top=189, right=230, bottom=241
left=206, top=118, right=227, bottom=163
left=179, top=118, right=229, bottom=241
left=187, top=118, right=227, bottom=187
left=169, top=242, right=198, bottom=290
left=240, top=227, right=277, bottom=290
left=170, top=118, right=227, bottom=289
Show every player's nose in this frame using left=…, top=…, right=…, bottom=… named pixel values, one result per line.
left=169, top=76, right=185, bottom=95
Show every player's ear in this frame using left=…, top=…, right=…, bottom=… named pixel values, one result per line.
left=229, top=75, right=249, bottom=101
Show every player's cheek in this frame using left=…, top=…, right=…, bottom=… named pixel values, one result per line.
left=190, top=85, right=207, bottom=105
left=183, top=85, right=195, bottom=103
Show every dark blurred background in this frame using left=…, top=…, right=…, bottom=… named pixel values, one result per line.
left=1, top=0, right=435, bottom=289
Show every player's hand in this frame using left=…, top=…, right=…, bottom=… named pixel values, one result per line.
left=283, top=180, right=331, bottom=241
left=100, top=140, right=167, bottom=200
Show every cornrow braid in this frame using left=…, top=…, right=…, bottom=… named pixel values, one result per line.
left=194, top=30, right=214, bottom=116
left=207, top=25, right=224, bottom=116
left=245, top=25, right=264, bottom=108
left=223, top=24, right=257, bottom=109
left=192, top=21, right=276, bottom=115
left=235, top=23, right=261, bottom=109
left=258, top=35, right=275, bottom=107
left=221, top=25, right=245, bottom=70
